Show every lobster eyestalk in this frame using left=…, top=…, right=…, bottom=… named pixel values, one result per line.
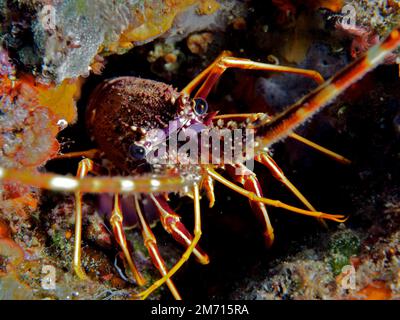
left=251, top=27, right=400, bottom=153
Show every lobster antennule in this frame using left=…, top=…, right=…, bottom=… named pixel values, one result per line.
left=252, top=27, right=400, bottom=152
left=0, top=167, right=191, bottom=194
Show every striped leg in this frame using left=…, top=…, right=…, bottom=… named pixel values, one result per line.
left=110, top=194, right=146, bottom=286
left=255, top=153, right=327, bottom=227
left=214, top=113, right=341, bottom=226
left=133, top=196, right=182, bottom=299
left=150, top=194, right=209, bottom=265
left=0, top=167, right=189, bottom=194
left=182, top=51, right=324, bottom=98
left=133, top=184, right=202, bottom=300
left=73, top=158, right=93, bottom=279
left=202, top=173, right=216, bottom=208
left=206, top=166, right=346, bottom=222
left=255, top=153, right=316, bottom=212
left=226, top=164, right=275, bottom=247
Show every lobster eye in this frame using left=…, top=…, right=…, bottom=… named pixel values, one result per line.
left=129, top=144, right=146, bottom=160
left=193, top=98, right=208, bottom=115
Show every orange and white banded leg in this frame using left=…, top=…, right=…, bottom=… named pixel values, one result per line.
left=0, top=166, right=190, bottom=194
left=182, top=51, right=324, bottom=98
left=202, top=173, right=216, bottom=208
left=110, top=194, right=146, bottom=286
left=255, top=152, right=327, bottom=228
left=133, top=184, right=202, bottom=300
left=73, top=158, right=93, bottom=279
left=206, top=166, right=346, bottom=222
left=255, top=153, right=317, bottom=212
left=133, top=196, right=181, bottom=300
left=225, top=164, right=275, bottom=247
left=150, top=194, right=209, bottom=265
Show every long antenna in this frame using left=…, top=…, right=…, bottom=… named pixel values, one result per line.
left=253, top=27, right=400, bottom=152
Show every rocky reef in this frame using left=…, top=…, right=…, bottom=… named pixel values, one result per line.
left=0, top=0, right=239, bottom=83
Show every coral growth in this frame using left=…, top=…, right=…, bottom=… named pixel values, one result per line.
left=0, top=0, right=225, bottom=83
left=0, top=46, right=80, bottom=218
left=237, top=227, right=400, bottom=300
left=335, top=0, right=400, bottom=60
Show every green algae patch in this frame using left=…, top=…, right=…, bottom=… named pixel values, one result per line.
left=328, top=230, right=361, bottom=276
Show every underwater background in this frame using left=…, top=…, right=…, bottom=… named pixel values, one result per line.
left=0, top=0, right=399, bottom=300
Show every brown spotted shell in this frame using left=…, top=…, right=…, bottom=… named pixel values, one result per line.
left=86, top=76, right=181, bottom=173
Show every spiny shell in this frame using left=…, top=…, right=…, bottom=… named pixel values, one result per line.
left=86, top=76, right=181, bottom=173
